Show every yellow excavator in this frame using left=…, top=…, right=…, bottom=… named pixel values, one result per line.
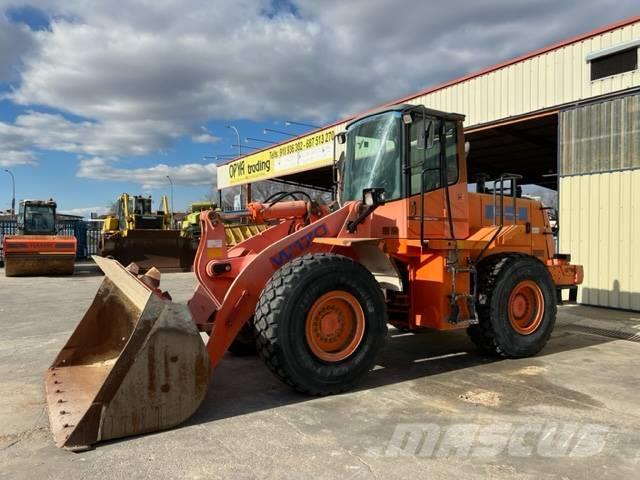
left=101, top=193, right=194, bottom=272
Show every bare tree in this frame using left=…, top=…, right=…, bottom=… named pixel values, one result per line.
left=105, top=200, right=119, bottom=216
left=208, top=181, right=331, bottom=211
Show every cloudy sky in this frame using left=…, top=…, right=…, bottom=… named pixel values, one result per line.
left=0, top=1, right=637, bottom=215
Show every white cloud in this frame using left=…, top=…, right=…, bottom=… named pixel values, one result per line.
left=76, top=157, right=217, bottom=189
left=0, top=110, right=179, bottom=167
left=0, top=0, right=638, bottom=174
left=0, top=12, right=36, bottom=82
left=9, top=1, right=638, bottom=124
left=0, top=150, right=37, bottom=166
left=58, top=205, right=109, bottom=218
left=192, top=127, right=220, bottom=144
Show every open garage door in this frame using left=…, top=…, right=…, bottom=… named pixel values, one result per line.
left=465, top=112, right=559, bottom=193
left=256, top=113, right=562, bottom=202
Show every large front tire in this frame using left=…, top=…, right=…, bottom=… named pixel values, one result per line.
left=468, top=255, right=557, bottom=358
left=254, top=253, right=387, bottom=395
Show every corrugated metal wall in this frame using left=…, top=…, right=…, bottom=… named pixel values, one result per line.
left=559, top=93, right=640, bottom=310
left=561, top=93, right=640, bottom=175
left=559, top=170, right=640, bottom=310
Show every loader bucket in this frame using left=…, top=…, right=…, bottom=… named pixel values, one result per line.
left=44, top=256, right=209, bottom=451
left=101, top=230, right=196, bottom=272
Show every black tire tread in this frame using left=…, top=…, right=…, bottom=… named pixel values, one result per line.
left=468, top=253, right=556, bottom=358
left=254, top=253, right=386, bottom=395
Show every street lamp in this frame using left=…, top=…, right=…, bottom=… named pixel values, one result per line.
left=285, top=120, right=320, bottom=129
left=3, top=169, right=15, bottom=217
left=203, top=155, right=237, bottom=161
left=263, top=127, right=296, bottom=138
left=165, top=175, right=174, bottom=225
left=226, top=125, right=241, bottom=156
left=246, top=136, right=277, bottom=145
left=232, top=144, right=260, bottom=150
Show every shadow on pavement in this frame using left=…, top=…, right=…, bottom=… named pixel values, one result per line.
left=187, top=324, right=616, bottom=426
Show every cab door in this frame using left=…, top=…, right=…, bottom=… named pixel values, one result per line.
left=406, top=118, right=469, bottom=240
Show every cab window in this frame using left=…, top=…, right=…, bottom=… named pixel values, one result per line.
left=409, top=120, right=458, bottom=195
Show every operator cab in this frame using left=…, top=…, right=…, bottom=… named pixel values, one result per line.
left=337, top=104, right=465, bottom=207
left=132, top=196, right=155, bottom=216
left=17, top=199, right=57, bottom=235
left=336, top=104, right=469, bottom=240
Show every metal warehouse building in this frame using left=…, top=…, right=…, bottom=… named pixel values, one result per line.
left=217, top=15, right=640, bottom=311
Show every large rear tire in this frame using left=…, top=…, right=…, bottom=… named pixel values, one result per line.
left=254, top=253, right=387, bottom=395
left=227, top=321, right=258, bottom=356
left=468, top=255, right=557, bottom=358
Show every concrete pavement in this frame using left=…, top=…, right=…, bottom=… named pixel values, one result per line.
left=1, top=265, right=639, bottom=479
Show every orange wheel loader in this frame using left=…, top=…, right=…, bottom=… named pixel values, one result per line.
left=45, top=105, right=583, bottom=450
left=4, top=199, right=76, bottom=277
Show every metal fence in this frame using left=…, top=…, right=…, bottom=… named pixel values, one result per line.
left=0, top=219, right=103, bottom=261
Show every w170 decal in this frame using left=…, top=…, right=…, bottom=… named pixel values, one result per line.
left=269, top=224, right=329, bottom=268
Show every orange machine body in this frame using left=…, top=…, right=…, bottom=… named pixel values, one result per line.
left=3, top=199, right=78, bottom=276
left=4, top=235, right=77, bottom=256
left=187, top=108, right=582, bottom=369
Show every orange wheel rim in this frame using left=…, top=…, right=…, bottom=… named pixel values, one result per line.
left=305, top=290, right=365, bottom=362
left=508, top=280, right=544, bottom=335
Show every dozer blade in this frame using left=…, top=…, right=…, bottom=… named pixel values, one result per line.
left=45, top=256, right=209, bottom=451
left=101, top=230, right=196, bottom=272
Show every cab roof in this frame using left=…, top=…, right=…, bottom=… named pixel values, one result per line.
left=21, top=199, right=56, bottom=206
left=345, top=103, right=465, bottom=129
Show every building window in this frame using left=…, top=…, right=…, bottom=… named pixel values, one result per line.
left=589, top=47, right=638, bottom=81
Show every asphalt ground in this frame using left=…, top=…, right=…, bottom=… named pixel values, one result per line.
left=1, top=264, right=639, bottom=479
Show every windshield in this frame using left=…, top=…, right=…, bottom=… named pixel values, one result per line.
left=341, top=112, right=402, bottom=202
left=24, top=205, right=55, bottom=234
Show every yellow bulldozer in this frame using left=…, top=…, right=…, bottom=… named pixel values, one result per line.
left=101, top=193, right=194, bottom=272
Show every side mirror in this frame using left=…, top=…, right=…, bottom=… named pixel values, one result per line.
left=362, top=188, right=386, bottom=207
left=416, top=118, right=435, bottom=150
left=336, top=132, right=346, bottom=145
